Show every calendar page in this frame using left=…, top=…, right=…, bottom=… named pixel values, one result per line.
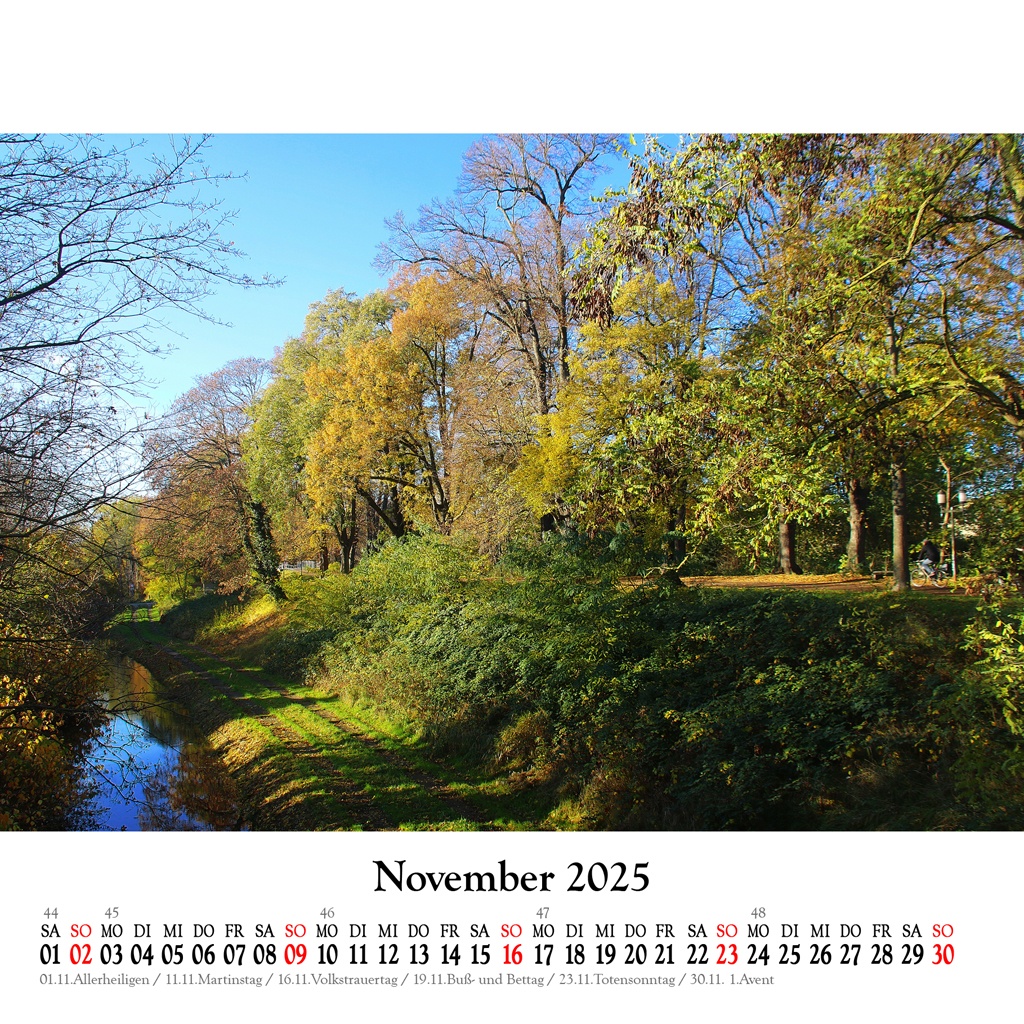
left=3, top=9, right=1019, bottom=1024
left=4, top=831, right=1012, bottom=1023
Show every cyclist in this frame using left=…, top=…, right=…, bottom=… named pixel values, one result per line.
left=918, top=539, right=941, bottom=582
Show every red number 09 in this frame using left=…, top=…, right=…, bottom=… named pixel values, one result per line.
left=284, top=943, right=306, bottom=965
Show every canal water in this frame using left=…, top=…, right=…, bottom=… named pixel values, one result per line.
left=81, top=655, right=244, bottom=831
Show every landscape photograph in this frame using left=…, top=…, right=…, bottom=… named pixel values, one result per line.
left=4, top=132, right=1024, bottom=833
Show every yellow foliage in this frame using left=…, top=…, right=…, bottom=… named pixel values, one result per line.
left=515, top=274, right=701, bottom=524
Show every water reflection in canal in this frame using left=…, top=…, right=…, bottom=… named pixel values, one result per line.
left=84, top=655, right=244, bottom=831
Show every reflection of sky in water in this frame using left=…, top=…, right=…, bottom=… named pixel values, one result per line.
left=84, top=658, right=243, bottom=832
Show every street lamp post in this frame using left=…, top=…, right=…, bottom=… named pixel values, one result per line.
left=936, top=481, right=968, bottom=583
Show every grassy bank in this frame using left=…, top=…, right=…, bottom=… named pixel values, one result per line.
left=111, top=608, right=560, bottom=830
left=127, top=535, right=1024, bottom=830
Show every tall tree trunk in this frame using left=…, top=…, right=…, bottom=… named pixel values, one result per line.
left=846, top=478, right=869, bottom=571
left=886, top=313, right=910, bottom=591
left=240, top=498, right=285, bottom=600
left=891, top=462, right=910, bottom=591
left=347, top=498, right=359, bottom=570
left=332, top=525, right=350, bottom=572
left=779, top=521, right=801, bottom=574
left=332, top=507, right=357, bottom=573
left=669, top=484, right=687, bottom=562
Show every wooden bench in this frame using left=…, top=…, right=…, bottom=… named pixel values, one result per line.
left=127, top=600, right=156, bottom=621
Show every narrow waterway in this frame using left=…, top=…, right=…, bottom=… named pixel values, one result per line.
left=81, top=654, right=244, bottom=831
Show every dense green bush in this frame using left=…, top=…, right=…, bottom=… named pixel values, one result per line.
left=934, top=602, right=1024, bottom=824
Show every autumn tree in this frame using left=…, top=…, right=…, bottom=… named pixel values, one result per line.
left=516, top=274, right=716, bottom=560
left=756, top=135, right=1017, bottom=586
left=572, top=135, right=848, bottom=570
left=246, top=291, right=371, bottom=571
left=1, top=135, right=269, bottom=565
left=864, top=134, right=1024, bottom=450
left=90, top=501, right=143, bottom=602
left=571, top=134, right=1002, bottom=584
left=379, top=134, right=622, bottom=419
left=1, top=134, right=271, bottom=613
left=751, top=134, right=1024, bottom=583
left=292, top=291, right=408, bottom=543
left=146, top=358, right=284, bottom=598
left=299, top=276, right=503, bottom=541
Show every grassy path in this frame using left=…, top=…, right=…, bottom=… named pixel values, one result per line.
left=122, top=618, right=511, bottom=831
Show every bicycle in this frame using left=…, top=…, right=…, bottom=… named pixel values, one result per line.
left=911, top=560, right=950, bottom=586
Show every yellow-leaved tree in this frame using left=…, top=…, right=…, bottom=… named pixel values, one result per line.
left=515, top=274, right=712, bottom=559
left=303, top=274, right=515, bottom=540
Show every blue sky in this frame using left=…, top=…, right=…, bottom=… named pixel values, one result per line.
left=134, top=134, right=632, bottom=409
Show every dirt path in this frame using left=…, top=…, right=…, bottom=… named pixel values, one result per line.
left=181, top=635, right=492, bottom=826
left=621, top=572, right=971, bottom=595
left=269, top=687, right=490, bottom=825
